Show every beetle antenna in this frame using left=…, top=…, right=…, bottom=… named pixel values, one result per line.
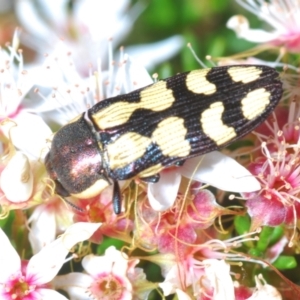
left=63, top=197, right=85, bottom=213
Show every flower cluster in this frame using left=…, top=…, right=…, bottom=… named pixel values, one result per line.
left=1, top=0, right=300, bottom=299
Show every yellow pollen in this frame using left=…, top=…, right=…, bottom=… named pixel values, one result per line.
left=99, top=279, right=118, bottom=293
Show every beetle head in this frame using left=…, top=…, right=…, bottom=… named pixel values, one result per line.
left=45, top=115, right=110, bottom=199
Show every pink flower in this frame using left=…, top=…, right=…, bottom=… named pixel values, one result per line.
left=0, top=222, right=101, bottom=300
left=72, top=192, right=133, bottom=244
left=243, top=100, right=300, bottom=230
left=159, top=258, right=235, bottom=299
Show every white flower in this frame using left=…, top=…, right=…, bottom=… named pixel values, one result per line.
left=28, top=198, right=74, bottom=254
left=246, top=274, right=282, bottom=300
left=0, top=151, right=33, bottom=203
left=227, top=0, right=300, bottom=52
left=15, top=0, right=183, bottom=70
left=30, top=42, right=154, bottom=128
left=53, top=246, right=149, bottom=300
left=159, top=257, right=235, bottom=300
left=0, top=33, right=51, bottom=159
left=0, top=222, right=101, bottom=300
left=148, top=151, right=261, bottom=211
left=203, top=259, right=235, bottom=300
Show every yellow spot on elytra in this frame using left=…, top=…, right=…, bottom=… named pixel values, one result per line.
left=241, top=88, right=270, bottom=120
left=152, top=117, right=191, bottom=157
left=92, top=81, right=175, bottom=129
left=107, top=132, right=152, bottom=169
left=201, top=102, right=236, bottom=145
left=228, top=66, right=262, bottom=83
left=140, top=81, right=174, bottom=110
left=186, top=69, right=216, bottom=95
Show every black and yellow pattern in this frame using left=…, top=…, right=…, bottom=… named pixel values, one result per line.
left=45, top=65, right=283, bottom=214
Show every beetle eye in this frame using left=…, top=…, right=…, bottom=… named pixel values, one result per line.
left=54, top=180, right=70, bottom=197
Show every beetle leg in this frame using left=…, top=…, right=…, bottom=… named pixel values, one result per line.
left=140, top=174, right=160, bottom=183
left=112, top=180, right=122, bottom=214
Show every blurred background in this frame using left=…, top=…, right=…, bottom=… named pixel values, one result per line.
left=0, top=0, right=262, bottom=75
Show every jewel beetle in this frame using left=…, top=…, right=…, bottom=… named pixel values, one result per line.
left=45, top=65, right=283, bottom=214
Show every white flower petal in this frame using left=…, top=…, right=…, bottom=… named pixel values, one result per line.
left=204, top=259, right=235, bottom=300
left=74, top=0, right=131, bottom=40
left=0, top=228, right=21, bottom=282
left=148, top=171, right=181, bottom=211
left=247, top=275, right=282, bottom=300
left=227, top=15, right=278, bottom=43
left=41, top=43, right=83, bottom=86
left=26, top=222, right=101, bottom=284
left=83, top=247, right=128, bottom=276
left=37, top=288, right=69, bottom=300
left=16, top=0, right=56, bottom=50
left=28, top=205, right=57, bottom=254
left=159, top=263, right=187, bottom=296
left=125, top=56, right=153, bottom=91
left=176, top=289, right=192, bottom=300
left=126, top=35, right=184, bottom=68
left=62, top=222, right=101, bottom=249
left=35, top=0, right=68, bottom=30
left=53, top=273, right=93, bottom=291
left=227, top=15, right=250, bottom=34
left=159, top=281, right=176, bottom=297
left=179, top=151, right=261, bottom=193
left=0, top=151, right=33, bottom=202
left=53, top=273, right=94, bottom=300
left=1, top=112, right=52, bottom=159
left=0, top=56, right=36, bottom=117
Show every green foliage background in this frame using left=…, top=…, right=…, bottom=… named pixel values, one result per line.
left=127, top=0, right=260, bottom=74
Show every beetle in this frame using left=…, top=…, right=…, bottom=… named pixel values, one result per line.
left=45, top=65, right=283, bottom=214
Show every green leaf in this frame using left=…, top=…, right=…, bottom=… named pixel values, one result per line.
left=249, top=248, right=263, bottom=258
left=269, top=226, right=284, bottom=246
left=273, top=256, right=297, bottom=270
left=96, top=237, right=126, bottom=255
left=234, top=215, right=250, bottom=235
left=256, top=226, right=274, bottom=252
